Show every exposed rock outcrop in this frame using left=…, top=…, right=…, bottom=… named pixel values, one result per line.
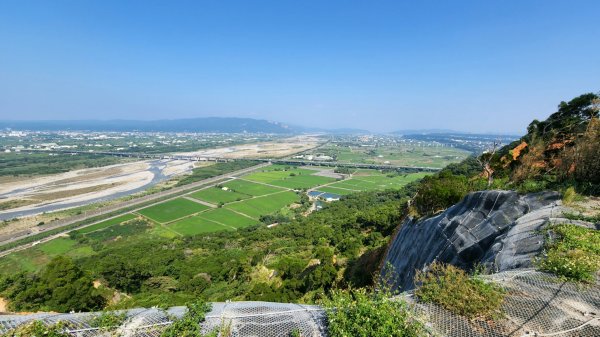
left=382, top=190, right=572, bottom=291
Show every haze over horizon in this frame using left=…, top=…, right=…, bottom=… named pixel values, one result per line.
left=1, top=1, right=599, bottom=134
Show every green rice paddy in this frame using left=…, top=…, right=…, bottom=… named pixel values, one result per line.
left=225, top=191, right=299, bottom=219
left=222, top=179, right=285, bottom=196
left=137, top=198, right=210, bottom=223
left=190, top=187, right=250, bottom=204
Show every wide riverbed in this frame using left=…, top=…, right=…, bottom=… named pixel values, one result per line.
left=0, top=160, right=189, bottom=220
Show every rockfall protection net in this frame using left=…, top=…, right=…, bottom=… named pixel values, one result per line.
left=0, top=302, right=327, bottom=337
left=407, top=269, right=600, bottom=337
left=0, top=270, right=597, bottom=336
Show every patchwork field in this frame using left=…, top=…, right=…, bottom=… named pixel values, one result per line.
left=199, top=208, right=258, bottom=228
left=137, top=198, right=210, bottom=223
left=244, top=165, right=337, bottom=190
left=169, top=208, right=259, bottom=235
left=269, top=175, right=336, bottom=189
left=0, top=164, right=434, bottom=273
left=226, top=191, right=300, bottom=219
left=244, top=166, right=317, bottom=182
left=222, top=179, right=285, bottom=196
left=190, top=187, right=250, bottom=204
left=302, top=143, right=470, bottom=168
left=312, top=171, right=430, bottom=195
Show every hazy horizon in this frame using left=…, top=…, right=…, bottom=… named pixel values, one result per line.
left=1, top=1, right=599, bottom=134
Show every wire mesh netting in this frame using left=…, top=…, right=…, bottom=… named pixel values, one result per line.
left=0, top=302, right=327, bottom=337
left=0, top=271, right=597, bottom=336
left=407, top=269, right=600, bottom=337
left=202, top=302, right=326, bottom=337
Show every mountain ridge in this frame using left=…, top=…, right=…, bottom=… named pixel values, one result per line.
left=0, top=117, right=292, bottom=134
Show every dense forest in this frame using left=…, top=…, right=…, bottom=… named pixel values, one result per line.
left=0, top=92, right=598, bottom=313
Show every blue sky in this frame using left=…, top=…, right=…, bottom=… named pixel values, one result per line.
left=0, top=1, right=598, bottom=133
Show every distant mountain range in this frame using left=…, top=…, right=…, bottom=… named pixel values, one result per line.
left=0, top=117, right=292, bottom=134
left=0, top=118, right=520, bottom=136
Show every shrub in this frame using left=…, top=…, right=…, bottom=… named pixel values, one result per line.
left=516, top=179, right=549, bottom=194
left=160, top=300, right=213, bottom=337
left=538, top=224, right=600, bottom=282
left=414, top=262, right=505, bottom=319
left=561, top=186, right=580, bottom=205
left=321, top=287, right=426, bottom=337
left=0, top=321, right=71, bottom=337
left=88, top=311, right=126, bottom=330
left=412, top=171, right=470, bottom=217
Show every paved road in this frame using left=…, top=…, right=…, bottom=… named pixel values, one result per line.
left=0, top=163, right=270, bottom=257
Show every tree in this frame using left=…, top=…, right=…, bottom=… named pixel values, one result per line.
left=476, top=140, right=500, bottom=187
left=0, top=256, right=104, bottom=312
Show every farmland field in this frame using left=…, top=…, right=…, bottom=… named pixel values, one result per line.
left=244, top=166, right=317, bottom=183
left=75, top=214, right=138, bottom=234
left=0, top=237, right=94, bottom=272
left=0, top=164, right=430, bottom=274
left=222, top=179, right=285, bottom=196
left=316, top=186, right=356, bottom=195
left=301, top=142, right=470, bottom=168
left=169, top=215, right=232, bottom=235
left=312, top=171, right=430, bottom=196
left=190, top=187, right=250, bottom=204
left=269, top=175, right=336, bottom=189
left=85, top=219, right=151, bottom=242
left=199, top=208, right=258, bottom=228
left=226, top=191, right=300, bottom=219
left=243, top=165, right=336, bottom=189
left=37, top=237, right=78, bottom=255
left=137, top=198, right=210, bottom=223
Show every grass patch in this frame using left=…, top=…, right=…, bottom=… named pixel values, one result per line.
left=0, top=199, right=37, bottom=211
left=321, top=287, right=426, bottom=337
left=538, top=224, right=600, bottom=282
left=561, top=186, right=584, bottom=205
left=189, top=187, right=250, bottom=204
left=414, top=262, right=505, bottom=319
left=37, top=237, right=77, bottom=255
left=138, top=198, right=209, bottom=223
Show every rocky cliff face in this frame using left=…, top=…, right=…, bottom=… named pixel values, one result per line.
left=382, top=190, right=576, bottom=291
